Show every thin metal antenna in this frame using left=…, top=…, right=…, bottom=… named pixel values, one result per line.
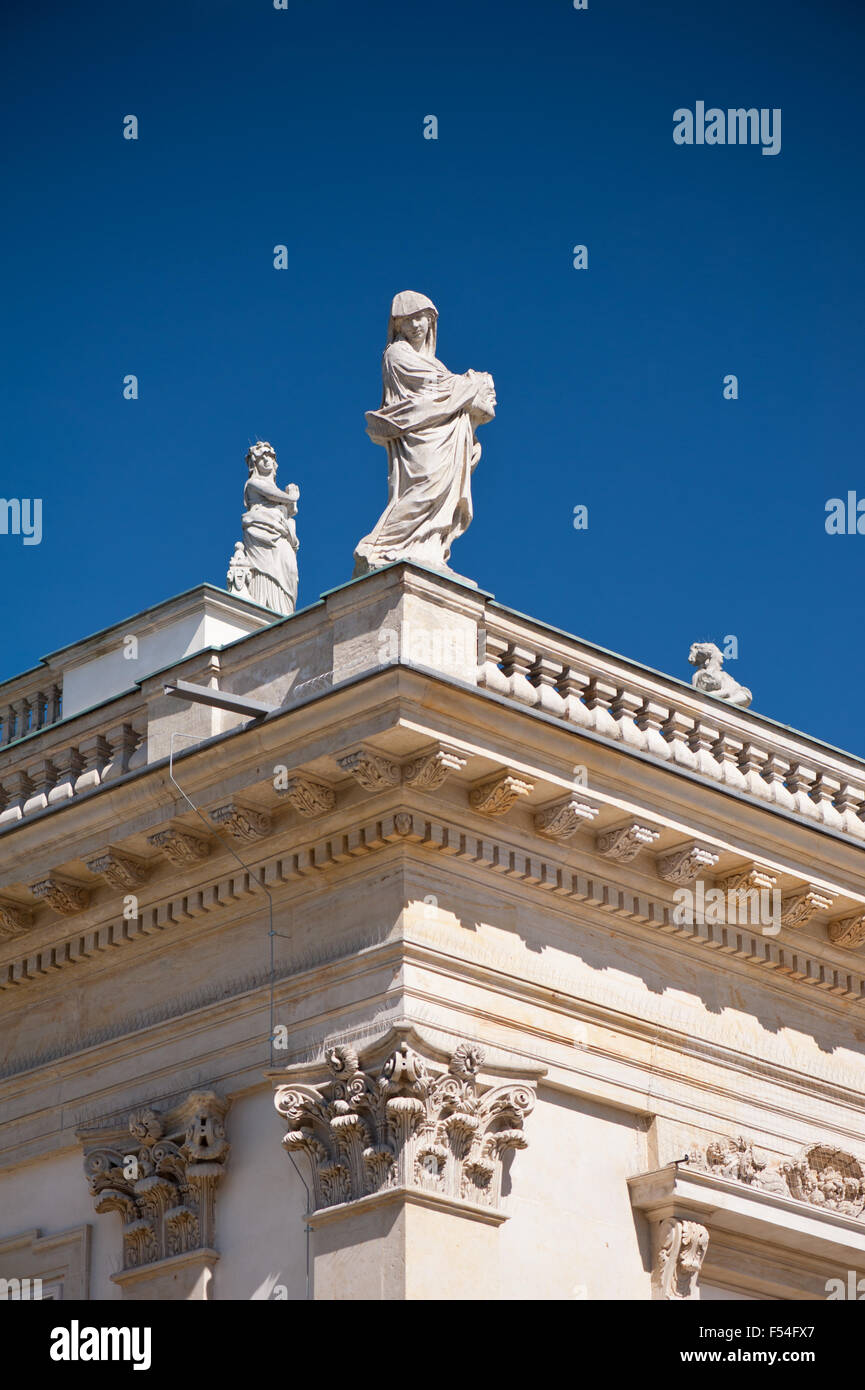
left=168, top=730, right=279, bottom=1067
left=284, top=1150, right=313, bottom=1300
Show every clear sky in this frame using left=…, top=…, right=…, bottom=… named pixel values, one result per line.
left=2, top=0, right=863, bottom=755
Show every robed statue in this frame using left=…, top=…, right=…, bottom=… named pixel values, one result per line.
left=353, top=291, right=496, bottom=577
left=226, top=441, right=299, bottom=616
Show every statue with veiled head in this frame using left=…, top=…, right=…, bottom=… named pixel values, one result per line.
left=353, top=291, right=495, bottom=579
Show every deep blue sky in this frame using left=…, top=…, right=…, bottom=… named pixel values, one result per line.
left=2, top=0, right=863, bottom=754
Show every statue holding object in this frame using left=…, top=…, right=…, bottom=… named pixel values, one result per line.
left=226, top=442, right=300, bottom=617
left=353, top=291, right=496, bottom=579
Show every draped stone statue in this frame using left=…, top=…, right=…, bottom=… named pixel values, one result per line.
left=226, top=442, right=299, bottom=616
left=353, top=291, right=496, bottom=578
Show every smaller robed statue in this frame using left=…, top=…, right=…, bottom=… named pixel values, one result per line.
left=353, top=291, right=496, bottom=578
left=226, top=441, right=299, bottom=616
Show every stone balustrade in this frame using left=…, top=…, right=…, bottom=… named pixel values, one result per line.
left=477, top=619, right=865, bottom=842
left=2, top=568, right=865, bottom=846
left=0, top=698, right=147, bottom=827
left=0, top=679, right=62, bottom=747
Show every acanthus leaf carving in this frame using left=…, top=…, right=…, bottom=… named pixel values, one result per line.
left=780, top=884, right=835, bottom=930
left=29, top=875, right=90, bottom=916
left=279, top=775, right=337, bottom=819
left=652, top=1217, right=709, bottom=1300
left=78, top=1091, right=229, bottom=1271
left=0, top=898, right=35, bottom=938
left=273, top=1037, right=534, bottom=1216
left=337, top=748, right=400, bottom=791
left=533, top=797, right=598, bottom=841
left=147, top=827, right=211, bottom=866
left=828, top=913, right=865, bottom=949
left=469, top=771, right=533, bottom=817
left=595, top=822, right=659, bottom=862
left=403, top=745, right=468, bottom=791
left=657, top=844, right=719, bottom=885
left=209, top=801, right=271, bottom=843
left=86, top=849, right=152, bottom=889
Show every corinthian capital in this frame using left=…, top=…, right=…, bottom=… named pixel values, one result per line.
left=78, top=1091, right=230, bottom=1273
left=273, top=1033, right=536, bottom=1217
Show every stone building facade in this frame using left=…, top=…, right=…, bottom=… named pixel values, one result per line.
left=1, top=563, right=864, bottom=1300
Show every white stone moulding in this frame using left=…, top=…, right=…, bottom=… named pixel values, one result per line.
left=2, top=810, right=865, bottom=1007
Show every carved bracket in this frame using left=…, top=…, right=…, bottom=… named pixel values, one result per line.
left=278, top=774, right=337, bottom=819
left=337, top=748, right=400, bottom=791
left=147, top=827, right=211, bottom=866
left=469, top=771, right=534, bottom=817
left=29, top=875, right=90, bottom=915
left=533, top=796, right=598, bottom=841
left=595, top=822, right=659, bottom=862
left=657, top=844, right=719, bottom=885
left=86, top=850, right=152, bottom=889
left=209, top=801, right=271, bottom=843
left=652, top=1217, right=709, bottom=1300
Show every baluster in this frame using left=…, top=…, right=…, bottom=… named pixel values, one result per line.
left=738, top=743, right=772, bottom=801
left=556, top=668, right=594, bottom=729
left=786, top=763, right=819, bottom=819
left=810, top=773, right=844, bottom=830
left=584, top=678, right=621, bottom=740
left=34, top=691, right=48, bottom=730
left=712, top=732, right=747, bottom=790
left=836, top=783, right=865, bottom=839
left=662, top=711, right=697, bottom=768
left=635, top=700, right=672, bottom=759
left=101, top=724, right=141, bottom=783
left=22, top=759, right=57, bottom=815
left=477, top=632, right=511, bottom=696
left=611, top=689, right=646, bottom=748
left=763, top=753, right=796, bottom=811
left=47, top=747, right=84, bottom=804
left=74, top=734, right=112, bottom=794
left=688, top=720, right=722, bottom=780
left=500, top=645, right=539, bottom=706
left=530, top=657, right=566, bottom=716
left=0, top=770, right=33, bottom=823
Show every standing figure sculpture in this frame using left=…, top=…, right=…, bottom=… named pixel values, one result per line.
left=688, top=642, right=752, bottom=708
left=353, top=291, right=496, bottom=578
left=226, top=442, right=299, bottom=617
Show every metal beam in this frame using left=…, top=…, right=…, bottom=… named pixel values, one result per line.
left=162, top=680, right=275, bottom=718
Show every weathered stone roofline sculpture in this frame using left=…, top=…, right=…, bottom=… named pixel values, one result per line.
left=226, top=441, right=300, bottom=617
left=353, top=291, right=495, bottom=580
left=689, top=640, right=753, bottom=708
